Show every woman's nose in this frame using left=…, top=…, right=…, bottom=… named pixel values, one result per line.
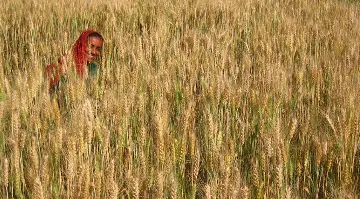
left=92, top=48, right=99, bottom=55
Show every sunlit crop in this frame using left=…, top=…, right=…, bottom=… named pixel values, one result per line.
left=1, top=0, right=360, bottom=198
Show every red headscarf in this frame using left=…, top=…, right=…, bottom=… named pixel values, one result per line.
left=46, top=30, right=102, bottom=89
left=72, top=30, right=101, bottom=78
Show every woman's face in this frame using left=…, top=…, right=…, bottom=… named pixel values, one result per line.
left=86, top=36, right=103, bottom=62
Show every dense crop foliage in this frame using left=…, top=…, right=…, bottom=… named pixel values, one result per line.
left=1, top=0, right=360, bottom=198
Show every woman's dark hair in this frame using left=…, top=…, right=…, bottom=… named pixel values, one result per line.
left=88, top=32, right=104, bottom=41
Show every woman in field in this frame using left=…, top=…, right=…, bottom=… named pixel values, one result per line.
left=46, top=30, right=104, bottom=113
left=46, top=30, right=104, bottom=93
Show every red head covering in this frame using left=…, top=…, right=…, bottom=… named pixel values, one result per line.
left=46, top=30, right=103, bottom=89
left=72, top=30, right=102, bottom=78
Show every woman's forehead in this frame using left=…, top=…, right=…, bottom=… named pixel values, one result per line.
left=88, top=36, right=103, bottom=46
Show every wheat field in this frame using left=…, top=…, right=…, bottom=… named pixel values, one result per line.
left=1, top=0, right=360, bottom=198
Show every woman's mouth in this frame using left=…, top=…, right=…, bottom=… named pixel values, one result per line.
left=87, top=54, right=95, bottom=61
